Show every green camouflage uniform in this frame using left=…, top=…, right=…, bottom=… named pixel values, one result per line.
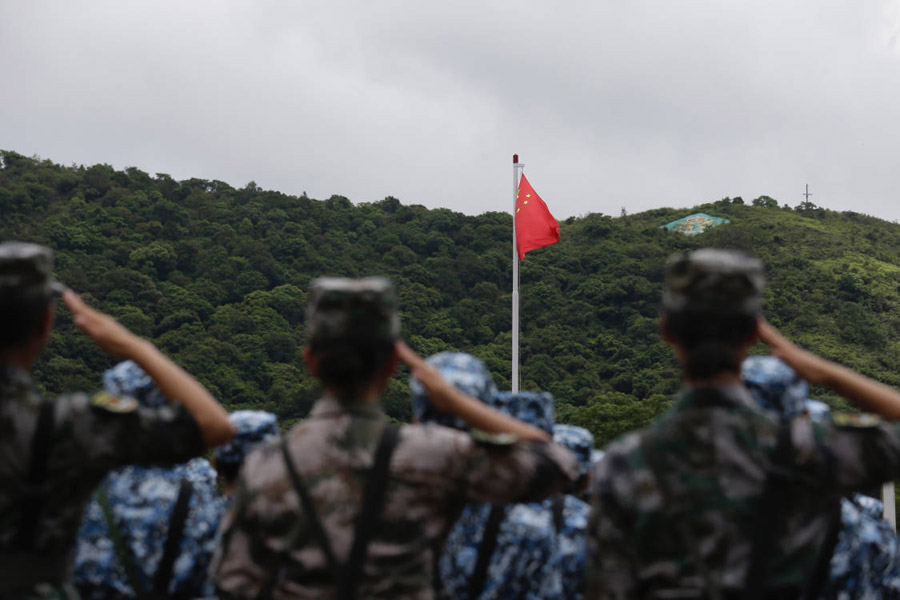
left=587, top=383, right=900, bottom=598
left=0, top=242, right=206, bottom=598
left=587, top=249, right=900, bottom=599
left=211, top=277, right=577, bottom=599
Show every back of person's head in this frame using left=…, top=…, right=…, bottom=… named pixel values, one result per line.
left=662, top=249, right=764, bottom=380
left=213, top=410, right=280, bottom=483
left=553, top=424, right=595, bottom=492
left=741, top=356, right=809, bottom=417
left=494, top=390, right=556, bottom=434
left=0, top=241, right=65, bottom=353
left=410, top=352, right=497, bottom=429
left=306, top=277, right=400, bottom=394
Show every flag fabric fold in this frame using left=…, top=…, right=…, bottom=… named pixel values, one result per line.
left=515, top=174, right=559, bottom=259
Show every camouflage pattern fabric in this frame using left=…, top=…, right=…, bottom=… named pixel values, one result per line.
left=826, top=494, right=900, bottom=599
left=71, top=361, right=225, bottom=598
left=424, top=378, right=569, bottom=600
left=214, top=410, right=280, bottom=471
left=493, top=391, right=555, bottom=435
left=211, top=396, right=577, bottom=599
left=72, top=458, right=225, bottom=599
left=0, top=363, right=205, bottom=595
left=588, top=383, right=900, bottom=599
left=553, top=424, right=594, bottom=477
left=554, top=494, right=591, bottom=600
left=306, top=277, right=401, bottom=347
left=0, top=241, right=66, bottom=300
left=439, top=501, right=564, bottom=600
left=410, top=352, right=498, bottom=430
left=550, top=424, right=594, bottom=599
left=741, top=355, right=900, bottom=600
left=661, top=249, right=765, bottom=315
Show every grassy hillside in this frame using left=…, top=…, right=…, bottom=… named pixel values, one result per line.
left=2, top=151, right=898, bottom=443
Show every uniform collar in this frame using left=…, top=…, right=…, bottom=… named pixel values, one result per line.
left=674, top=383, right=758, bottom=412
left=309, top=395, right=386, bottom=420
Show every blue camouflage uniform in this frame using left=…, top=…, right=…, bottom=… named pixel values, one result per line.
left=742, top=356, right=900, bottom=600
left=413, top=353, right=567, bottom=599
left=72, top=361, right=227, bottom=599
left=551, top=424, right=594, bottom=600
left=213, top=410, right=280, bottom=508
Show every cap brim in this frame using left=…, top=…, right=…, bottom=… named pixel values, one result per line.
left=48, top=280, right=67, bottom=296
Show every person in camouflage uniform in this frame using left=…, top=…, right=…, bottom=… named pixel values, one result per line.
left=587, top=248, right=900, bottom=599
left=411, top=356, right=565, bottom=599
left=72, top=361, right=231, bottom=599
left=213, top=409, right=281, bottom=500
left=212, top=277, right=577, bottom=599
left=0, top=241, right=234, bottom=599
left=551, top=424, right=594, bottom=600
left=741, top=355, right=900, bottom=599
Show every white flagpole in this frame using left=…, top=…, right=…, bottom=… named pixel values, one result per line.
left=512, top=154, right=522, bottom=393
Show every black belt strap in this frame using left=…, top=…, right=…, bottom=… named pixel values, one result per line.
left=153, top=476, right=194, bottom=596
left=338, top=423, right=400, bottom=600
left=280, top=437, right=341, bottom=580
left=468, top=505, right=506, bottom=600
left=97, top=484, right=145, bottom=595
left=13, top=397, right=56, bottom=550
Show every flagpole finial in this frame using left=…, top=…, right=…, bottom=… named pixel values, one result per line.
left=513, top=154, right=518, bottom=164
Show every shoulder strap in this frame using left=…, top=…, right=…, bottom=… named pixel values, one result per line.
left=467, top=505, right=507, bottom=600
left=97, top=484, right=146, bottom=595
left=551, top=494, right=565, bottom=535
left=338, top=423, right=401, bottom=600
left=743, top=416, right=795, bottom=600
left=13, top=397, right=56, bottom=549
left=152, top=476, right=194, bottom=596
left=280, top=437, right=341, bottom=579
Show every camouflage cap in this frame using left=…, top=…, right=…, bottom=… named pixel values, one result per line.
left=103, top=360, right=166, bottom=408
left=493, top=390, right=556, bottom=434
left=553, top=424, right=595, bottom=476
left=662, top=249, right=764, bottom=315
left=741, top=355, right=809, bottom=417
left=306, top=277, right=400, bottom=346
left=213, top=410, right=280, bottom=468
left=411, top=352, right=498, bottom=430
left=0, top=241, right=66, bottom=300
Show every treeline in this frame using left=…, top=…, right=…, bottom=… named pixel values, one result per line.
left=1, top=150, right=898, bottom=443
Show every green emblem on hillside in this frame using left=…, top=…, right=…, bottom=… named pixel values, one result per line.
left=662, top=213, right=731, bottom=236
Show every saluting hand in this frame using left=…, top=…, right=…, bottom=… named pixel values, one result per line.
left=756, top=319, right=832, bottom=385
left=395, top=341, right=461, bottom=413
left=63, top=289, right=145, bottom=358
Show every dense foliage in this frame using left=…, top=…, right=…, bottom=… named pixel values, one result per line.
left=2, top=151, right=898, bottom=444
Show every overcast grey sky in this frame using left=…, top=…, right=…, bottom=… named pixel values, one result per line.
left=2, top=1, right=899, bottom=222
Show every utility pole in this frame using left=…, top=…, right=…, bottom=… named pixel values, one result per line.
left=803, top=184, right=812, bottom=202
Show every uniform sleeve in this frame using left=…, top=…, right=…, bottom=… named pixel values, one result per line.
left=64, top=393, right=205, bottom=472
left=809, top=420, right=900, bottom=492
left=211, top=470, right=275, bottom=599
left=585, top=451, right=639, bottom=600
left=396, top=424, right=577, bottom=504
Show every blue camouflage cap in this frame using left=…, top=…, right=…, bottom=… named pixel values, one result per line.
left=493, top=390, right=555, bottom=434
left=741, top=356, right=809, bottom=417
left=213, top=410, right=280, bottom=468
left=591, top=448, right=605, bottom=468
left=410, top=352, right=497, bottom=430
left=553, top=424, right=595, bottom=476
left=103, top=361, right=166, bottom=408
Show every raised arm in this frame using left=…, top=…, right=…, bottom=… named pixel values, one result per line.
left=64, top=289, right=235, bottom=447
left=757, top=319, right=900, bottom=420
left=396, top=341, right=550, bottom=441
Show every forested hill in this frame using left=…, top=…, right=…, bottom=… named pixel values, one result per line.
left=2, top=150, right=898, bottom=443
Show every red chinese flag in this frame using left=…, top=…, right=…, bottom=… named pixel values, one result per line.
left=515, top=174, right=559, bottom=259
